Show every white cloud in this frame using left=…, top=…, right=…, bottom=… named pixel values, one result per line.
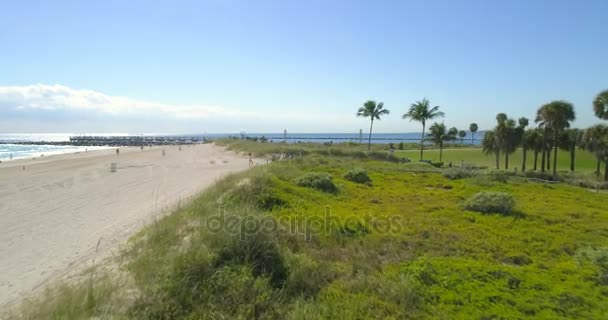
left=0, top=83, right=237, bottom=119
left=0, top=84, right=359, bottom=133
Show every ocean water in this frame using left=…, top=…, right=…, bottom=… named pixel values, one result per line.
left=0, top=132, right=484, bottom=161
left=0, top=133, right=140, bottom=161
left=0, top=144, right=109, bottom=161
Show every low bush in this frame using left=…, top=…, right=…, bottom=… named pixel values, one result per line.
left=295, top=172, right=338, bottom=193
left=430, top=161, right=444, bottom=168
left=284, top=252, right=335, bottom=297
left=442, top=167, right=478, bottom=180
left=344, top=168, right=372, bottom=184
left=488, top=170, right=517, bottom=183
left=463, top=191, right=516, bottom=215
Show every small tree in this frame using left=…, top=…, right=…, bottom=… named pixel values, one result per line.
left=458, top=130, right=467, bottom=144
left=403, top=99, right=445, bottom=160
left=581, top=125, right=608, bottom=180
left=593, top=89, right=608, bottom=120
left=469, top=123, right=479, bottom=145
left=357, top=101, right=390, bottom=150
left=427, top=122, right=457, bottom=162
left=482, top=130, right=500, bottom=169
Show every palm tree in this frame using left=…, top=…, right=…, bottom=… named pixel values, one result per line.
left=426, top=122, right=457, bottom=162
left=494, top=113, right=523, bottom=170
left=581, top=125, right=608, bottom=180
left=536, top=101, right=576, bottom=177
left=403, top=99, right=445, bottom=160
left=515, top=118, right=529, bottom=170
left=521, top=129, right=535, bottom=172
left=527, top=128, right=544, bottom=171
left=482, top=130, right=500, bottom=169
left=593, top=89, right=608, bottom=120
left=559, top=129, right=582, bottom=172
left=357, top=100, right=390, bottom=150
left=469, top=123, right=478, bottom=145
left=494, top=114, right=508, bottom=163
left=458, top=130, right=466, bottom=144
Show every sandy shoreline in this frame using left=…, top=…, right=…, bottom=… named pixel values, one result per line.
left=0, top=144, right=250, bottom=308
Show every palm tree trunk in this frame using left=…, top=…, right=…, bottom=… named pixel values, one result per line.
left=471, top=132, right=475, bottom=145
left=522, top=147, right=527, bottom=172
left=552, top=136, right=558, bottom=177
left=570, top=145, right=575, bottom=172
left=597, top=158, right=601, bottom=177
left=505, top=152, right=509, bottom=170
left=541, top=129, right=546, bottom=173
left=420, top=122, right=425, bottom=161
left=495, top=150, right=500, bottom=169
left=547, top=148, right=551, bottom=171
left=439, top=142, right=443, bottom=162
left=368, top=119, right=373, bottom=151
left=533, top=151, right=538, bottom=171
left=605, top=160, right=608, bottom=181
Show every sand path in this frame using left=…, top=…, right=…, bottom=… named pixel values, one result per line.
left=0, top=144, right=250, bottom=307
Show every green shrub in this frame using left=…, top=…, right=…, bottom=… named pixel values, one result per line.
left=344, top=168, right=372, bottom=184
left=576, top=247, right=608, bottom=285
left=463, top=191, right=516, bottom=215
left=430, top=161, right=444, bottom=168
left=222, top=174, right=287, bottom=210
left=295, top=172, right=338, bottom=193
left=213, top=230, right=288, bottom=288
left=284, top=252, right=335, bottom=297
left=442, top=167, right=478, bottom=180
left=488, top=170, right=517, bottom=183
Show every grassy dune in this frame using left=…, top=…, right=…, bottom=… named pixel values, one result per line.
left=9, top=141, right=608, bottom=319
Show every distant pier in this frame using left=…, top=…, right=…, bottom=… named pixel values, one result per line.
left=0, top=136, right=207, bottom=146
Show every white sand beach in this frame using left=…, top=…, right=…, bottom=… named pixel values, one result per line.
left=0, top=144, right=250, bottom=307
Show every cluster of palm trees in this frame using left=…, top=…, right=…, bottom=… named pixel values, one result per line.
left=356, top=99, right=478, bottom=162
left=357, top=89, right=608, bottom=181
left=482, top=89, right=608, bottom=180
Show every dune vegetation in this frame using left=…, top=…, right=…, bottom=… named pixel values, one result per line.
left=10, top=139, right=608, bottom=319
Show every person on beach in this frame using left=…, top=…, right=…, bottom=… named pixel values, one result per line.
left=248, top=153, right=254, bottom=167
left=116, top=148, right=120, bottom=155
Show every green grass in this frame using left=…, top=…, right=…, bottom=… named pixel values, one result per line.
left=8, top=142, right=608, bottom=319
left=396, top=147, right=599, bottom=173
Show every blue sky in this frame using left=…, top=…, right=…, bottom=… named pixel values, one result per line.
left=0, top=0, right=607, bottom=133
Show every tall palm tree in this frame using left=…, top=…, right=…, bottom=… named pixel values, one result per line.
left=581, top=124, right=608, bottom=180
left=494, top=113, right=522, bottom=170
left=469, top=123, right=478, bottom=145
left=403, top=99, right=445, bottom=160
left=508, top=117, right=528, bottom=171
left=521, top=129, right=535, bottom=172
left=559, top=128, right=582, bottom=172
left=426, top=122, right=457, bottom=162
left=482, top=130, right=500, bottom=169
left=502, top=118, right=517, bottom=169
left=527, top=128, right=544, bottom=171
left=357, top=101, right=390, bottom=150
left=593, top=89, right=608, bottom=120
left=536, top=101, right=576, bottom=177
left=458, top=130, right=467, bottom=144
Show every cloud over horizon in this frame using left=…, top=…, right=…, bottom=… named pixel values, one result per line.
left=0, top=84, right=355, bottom=133
left=0, top=84, right=236, bottom=119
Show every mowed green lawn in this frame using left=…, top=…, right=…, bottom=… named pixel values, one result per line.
left=396, top=147, right=599, bottom=172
